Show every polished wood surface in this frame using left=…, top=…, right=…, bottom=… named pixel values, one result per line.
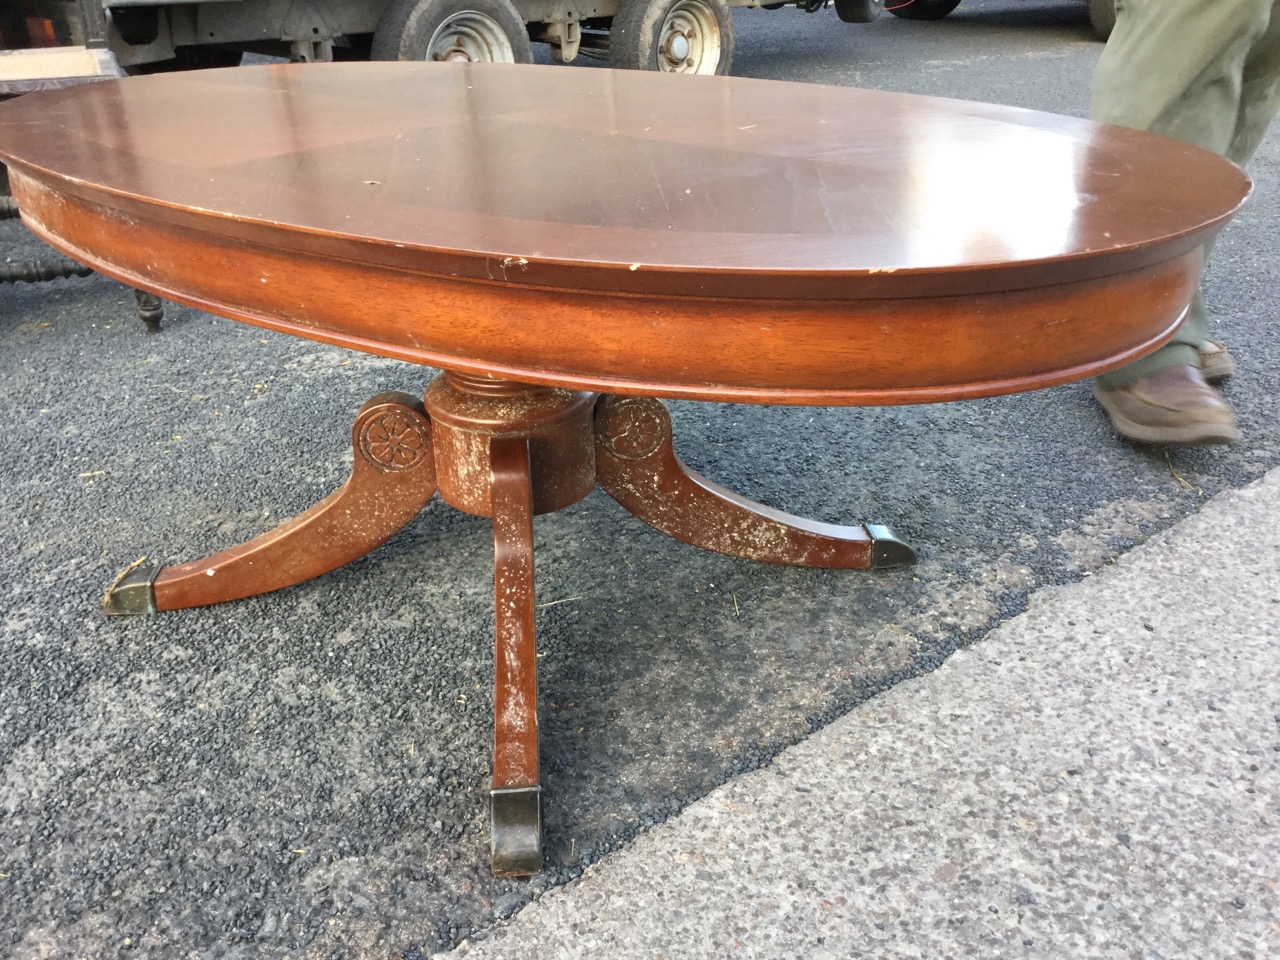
left=0, top=62, right=1250, bottom=403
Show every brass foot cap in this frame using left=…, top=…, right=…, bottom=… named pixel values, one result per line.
left=102, top=560, right=160, bottom=616
left=866, top=524, right=917, bottom=568
left=490, top=787, right=542, bottom=877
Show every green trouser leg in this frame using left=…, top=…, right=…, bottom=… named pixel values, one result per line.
left=1092, top=0, right=1280, bottom=385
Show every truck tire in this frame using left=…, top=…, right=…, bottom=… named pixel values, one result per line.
left=609, top=0, right=734, bottom=74
left=885, top=0, right=961, bottom=20
left=1087, top=0, right=1116, bottom=39
left=371, top=0, right=533, bottom=63
left=834, top=0, right=883, bottom=23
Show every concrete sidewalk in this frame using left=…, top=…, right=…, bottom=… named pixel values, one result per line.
left=450, top=469, right=1280, bottom=960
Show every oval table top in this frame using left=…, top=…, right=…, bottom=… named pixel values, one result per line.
left=0, top=63, right=1253, bottom=404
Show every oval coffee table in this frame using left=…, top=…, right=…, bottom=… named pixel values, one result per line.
left=0, top=62, right=1250, bottom=875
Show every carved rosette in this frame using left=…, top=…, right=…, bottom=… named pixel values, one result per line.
left=358, top=409, right=430, bottom=472
left=596, top=397, right=669, bottom=462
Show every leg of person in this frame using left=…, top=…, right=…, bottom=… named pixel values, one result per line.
left=1093, top=0, right=1272, bottom=151
left=1090, top=0, right=1274, bottom=442
left=1093, top=0, right=1271, bottom=385
left=1227, top=0, right=1280, bottom=166
left=1199, top=1, right=1280, bottom=381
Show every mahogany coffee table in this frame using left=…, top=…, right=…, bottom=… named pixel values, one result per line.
left=0, top=63, right=1249, bottom=876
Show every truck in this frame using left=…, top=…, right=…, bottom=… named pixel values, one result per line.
left=1, top=0, right=1112, bottom=91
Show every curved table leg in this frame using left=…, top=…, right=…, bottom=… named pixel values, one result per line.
left=593, top=395, right=916, bottom=569
left=488, top=436, right=542, bottom=877
left=103, top=392, right=437, bottom=614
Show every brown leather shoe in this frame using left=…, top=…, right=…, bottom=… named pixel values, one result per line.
left=1093, top=364, right=1240, bottom=445
left=1198, top=339, right=1234, bottom=382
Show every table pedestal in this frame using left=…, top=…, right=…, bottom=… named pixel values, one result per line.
left=103, top=372, right=914, bottom=875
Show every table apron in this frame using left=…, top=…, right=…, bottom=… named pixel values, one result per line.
left=12, top=170, right=1197, bottom=406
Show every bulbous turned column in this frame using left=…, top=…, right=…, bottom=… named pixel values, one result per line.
left=423, top=372, right=597, bottom=517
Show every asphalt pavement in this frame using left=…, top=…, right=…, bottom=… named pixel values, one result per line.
left=448, top=463, right=1280, bottom=960
left=2, top=2, right=1277, bottom=957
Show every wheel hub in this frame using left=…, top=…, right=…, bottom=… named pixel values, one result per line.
left=435, top=42, right=472, bottom=61
left=663, top=30, right=691, bottom=65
